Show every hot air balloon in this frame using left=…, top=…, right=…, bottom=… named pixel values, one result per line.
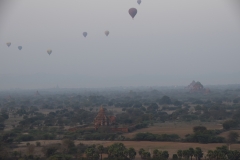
left=18, top=46, right=22, bottom=50
left=47, top=49, right=52, bottom=55
left=137, top=0, right=141, bottom=5
left=6, top=42, right=11, bottom=47
left=105, top=31, right=109, bottom=36
left=83, top=32, right=88, bottom=37
left=129, top=8, right=137, bottom=19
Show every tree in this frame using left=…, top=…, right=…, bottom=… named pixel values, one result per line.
left=216, top=145, right=228, bottom=155
left=41, top=144, right=59, bottom=158
left=76, top=143, right=87, bottom=159
left=194, top=147, right=203, bottom=160
left=222, top=120, right=238, bottom=130
left=227, top=132, right=239, bottom=150
left=139, top=148, right=145, bottom=159
left=61, top=139, right=75, bottom=154
left=189, top=148, right=195, bottom=160
left=213, top=150, right=225, bottom=160
left=85, top=146, right=99, bottom=160
left=207, top=150, right=214, bottom=160
left=108, top=143, right=128, bottom=160
left=142, top=151, right=151, bottom=160
left=160, top=96, right=172, bottom=105
left=153, top=149, right=160, bottom=159
left=227, top=150, right=240, bottom=160
left=182, top=150, right=190, bottom=160
left=128, top=147, right=136, bottom=160
left=97, top=145, right=104, bottom=160
left=162, top=151, right=169, bottom=159
left=177, top=150, right=183, bottom=160
left=173, top=154, right=178, bottom=160
left=193, top=126, right=207, bottom=133
left=152, top=149, right=168, bottom=160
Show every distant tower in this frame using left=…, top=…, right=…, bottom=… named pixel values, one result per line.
left=35, top=91, right=40, bottom=96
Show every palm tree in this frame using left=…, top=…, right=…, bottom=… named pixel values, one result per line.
left=142, top=151, right=151, bottom=160
left=213, top=150, right=220, bottom=160
left=189, top=148, right=195, bottom=160
left=227, top=132, right=239, bottom=150
left=97, top=145, right=104, bottom=160
left=162, top=151, right=169, bottom=160
left=177, top=150, right=183, bottom=160
left=182, top=150, right=190, bottom=160
left=139, top=148, right=145, bottom=159
left=153, top=149, right=160, bottom=158
left=207, top=150, right=214, bottom=160
left=128, top=147, right=136, bottom=160
left=194, top=147, right=203, bottom=160
left=85, top=147, right=95, bottom=160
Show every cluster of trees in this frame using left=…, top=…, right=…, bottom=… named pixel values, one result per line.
left=175, top=147, right=203, bottom=160
left=184, top=126, right=225, bottom=143
left=206, top=146, right=240, bottom=160
left=222, top=109, right=240, bottom=130
left=138, top=148, right=169, bottom=160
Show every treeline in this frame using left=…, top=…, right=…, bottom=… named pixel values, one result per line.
left=1, top=140, right=240, bottom=160
left=132, top=126, right=239, bottom=144
left=3, top=123, right=237, bottom=144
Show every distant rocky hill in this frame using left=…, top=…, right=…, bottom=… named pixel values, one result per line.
left=186, top=80, right=210, bottom=93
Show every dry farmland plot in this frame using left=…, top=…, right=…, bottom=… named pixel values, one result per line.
left=17, top=140, right=240, bottom=159
left=123, top=121, right=223, bottom=138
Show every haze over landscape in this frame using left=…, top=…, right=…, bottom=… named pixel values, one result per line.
left=1, top=0, right=240, bottom=89
left=2, top=2, right=240, bottom=160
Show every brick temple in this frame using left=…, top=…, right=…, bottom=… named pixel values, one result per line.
left=94, top=107, right=116, bottom=129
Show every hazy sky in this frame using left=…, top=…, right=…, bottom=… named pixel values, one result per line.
left=0, top=0, right=240, bottom=89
